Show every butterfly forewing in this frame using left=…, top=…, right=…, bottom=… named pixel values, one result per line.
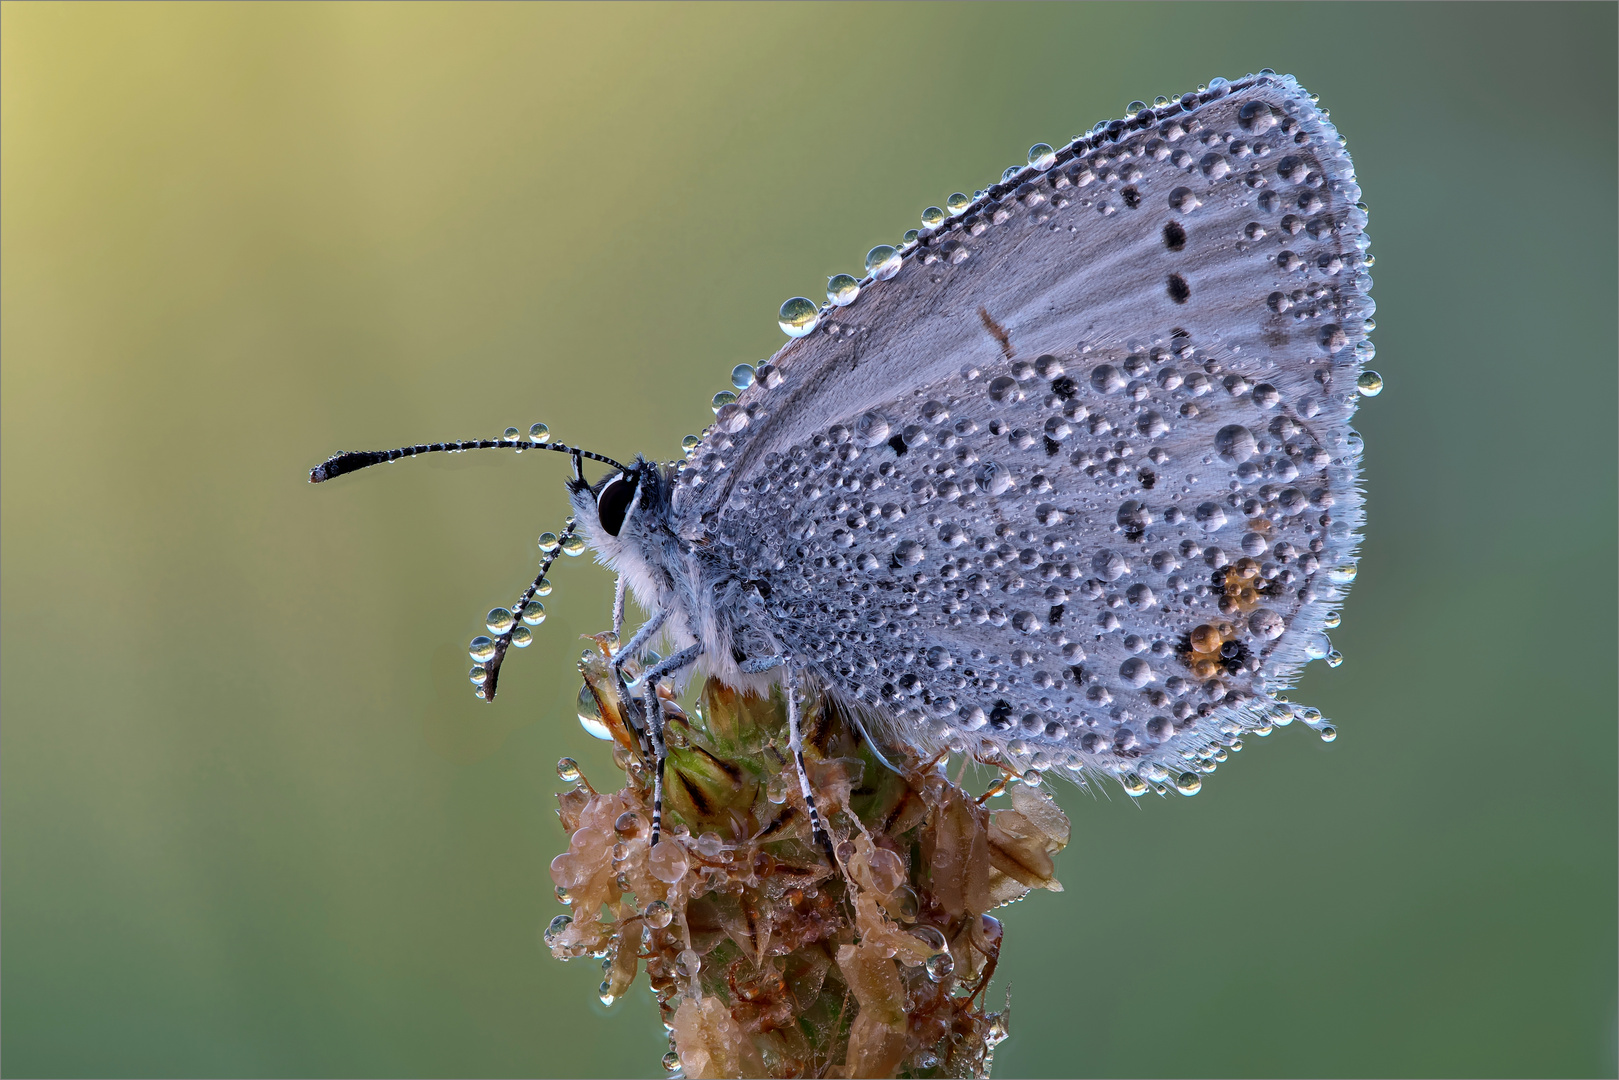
left=675, top=74, right=1370, bottom=785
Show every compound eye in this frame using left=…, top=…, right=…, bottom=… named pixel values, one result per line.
left=596, top=472, right=638, bottom=537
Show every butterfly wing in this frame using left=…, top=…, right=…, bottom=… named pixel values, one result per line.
left=676, top=73, right=1371, bottom=787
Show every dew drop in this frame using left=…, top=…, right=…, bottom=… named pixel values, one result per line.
left=511, top=626, right=533, bottom=648
left=538, top=532, right=560, bottom=553
left=779, top=296, right=820, bottom=337
left=1328, top=563, right=1358, bottom=584
left=865, top=245, right=902, bottom=280
left=1027, top=143, right=1056, bottom=170
left=1122, top=773, right=1148, bottom=797
left=1125, top=100, right=1147, bottom=117
left=469, top=636, right=496, bottom=662
left=529, top=422, right=551, bottom=444
left=536, top=576, right=553, bottom=597
left=946, top=192, right=971, bottom=215
left=926, top=952, right=956, bottom=982
left=1356, top=370, right=1384, bottom=396
left=1319, top=725, right=1337, bottom=743
left=486, top=607, right=515, bottom=635
left=1323, top=609, right=1341, bottom=629
left=556, top=757, right=581, bottom=782
left=561, top=534, right=586, bottom=557
left=1325, top=649, right=1344, bottom=668
left=730, top=364, right=756, bottom=390
left=1174, top=772, right=1202, bottom=796
left=681, top=434, right=700, bottom=455
left=711, top=390, right=737, bottom=411
left=503, top=426, right=521, bottom=443
left=644, top=899, right=673, bottom=929
left=827, top=273, right=860, bottom=306
left=650, top=842, right=690, bottom=884
left=469, top=665, right=488, bottom=685
left=921, top=205, right=946, bottom=228
left=662, top=1052, right=680, bottom=1073
left=577, top=687, right=613, bottom=740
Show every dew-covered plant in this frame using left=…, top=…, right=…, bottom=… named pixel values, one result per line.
left=545, top=634, right=1070, bottom=1078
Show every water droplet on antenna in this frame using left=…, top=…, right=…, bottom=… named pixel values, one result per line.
left=779, top=296, right=820, bottom=337
left=469, top=636, right=496, bottom=662
left=865, top=245, right=901, bottom=280
left=486, top=607, right=515, bottom=634
left=827, top=274, right=860, bottom=306
left=528, top=422, right=550, bottom=443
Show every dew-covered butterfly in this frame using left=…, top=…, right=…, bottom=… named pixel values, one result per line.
left=311, top=71, right=1377, bottom=842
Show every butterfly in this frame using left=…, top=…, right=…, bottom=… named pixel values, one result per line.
left=311, top=71, right=1375, bottom=843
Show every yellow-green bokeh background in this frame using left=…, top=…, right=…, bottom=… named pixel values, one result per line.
left=3, top=3, right=1615, bottom=1076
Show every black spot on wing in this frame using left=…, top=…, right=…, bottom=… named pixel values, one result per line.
left=1167, top=273, right=1191, bottom=303
left=1162, top=220, right=1187, bottom=250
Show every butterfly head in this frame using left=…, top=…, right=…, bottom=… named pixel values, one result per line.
left=567, top=455, right=671, bottom=570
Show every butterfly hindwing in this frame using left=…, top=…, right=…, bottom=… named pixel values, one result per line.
left=678, top=73, right=1369, bottom=785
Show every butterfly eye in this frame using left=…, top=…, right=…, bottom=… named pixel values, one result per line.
left=596, top=472, right=638, bottom=537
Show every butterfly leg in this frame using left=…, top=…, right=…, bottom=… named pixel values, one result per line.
left=611, top=574, right=627, bottom=641
left=638, top=643, right=702, bottom=847
left=610, top=607, right=669, bottom=740
left=784, top=662, right=835, bottom=861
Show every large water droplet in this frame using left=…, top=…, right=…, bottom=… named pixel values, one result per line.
left=469, top=665, right=488, bottom=685
left=503, top=427, right=521, bottom=443
left=577, top=686, right=613, bottom=741
left=529, top=422, right=550, bottom=444
left=1027, top=143, right=1056, bottom=170
left=730, top=364, right=756, bottom=390
left=522, top=601, right=546, bottom=625
left=711, top=390, right=737, bottom=411
left=1175, top=772, right=1202, bottom=795
left=920, top=205, right=945, bottom=228
left=1126, top=100, right=1147, bottom=117
left=946, top=192, right=971, bottom=215
left=827, top=274, right=860, bottom=306
left=535, top=576, right=553, bottom=597
left=469, top=636, right=496, bottom=662
left=561, top=534, right=587, bottom=557
left=556, top=757, right=581, bottom=782
left=511, top=626, right=533, bottom=648
left=779, top=296, right=820, bottom=337
left=487, top=607, right=515, bottom=634
left=644, top=899, right=673, bottom=929
left=1356, top=370, right=1383, bottom=396
left=1122, top=773, right=1148, bottom=797
left=865, top=245, right=901, bottom=280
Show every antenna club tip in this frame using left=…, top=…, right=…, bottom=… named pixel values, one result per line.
left=309, top=464, right=331, bottom=483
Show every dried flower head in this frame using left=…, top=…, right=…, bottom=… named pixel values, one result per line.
left=545, top=634, right=1070, bottom=1078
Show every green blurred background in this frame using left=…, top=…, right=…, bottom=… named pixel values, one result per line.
left=3, top=3, right=1614, bottom=1076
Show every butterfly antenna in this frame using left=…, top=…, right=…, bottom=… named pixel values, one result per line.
left=475, top=517, right=579, bottom=702
left=308, top=436, right=625, bottom=483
